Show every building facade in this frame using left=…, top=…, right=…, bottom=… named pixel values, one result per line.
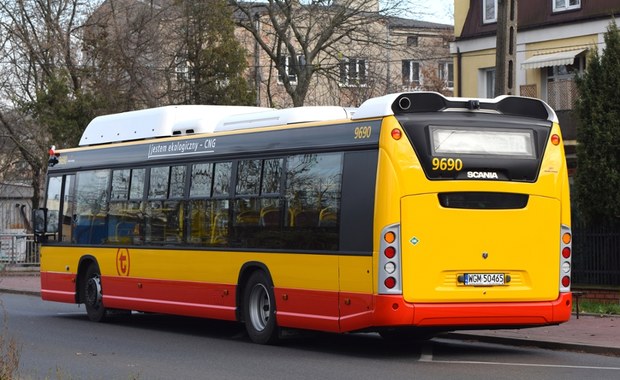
left=452, top=0, right=620, bottom=171
left=88, top=1, right=453, bottom=109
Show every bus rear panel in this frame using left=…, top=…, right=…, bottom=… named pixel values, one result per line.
left=373, top=93, right=572, bottom=330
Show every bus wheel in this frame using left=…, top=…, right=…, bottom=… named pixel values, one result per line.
left=84, top=263, right=108, bottom=322
left=242, top=271, right=279, bottom=344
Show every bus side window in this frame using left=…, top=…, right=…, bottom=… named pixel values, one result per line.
left=145, top=166, right=170, bottom=244
left=189, top=163, right=213, bottom=244
left=231, top=159, right=284, bottom=249
left=285, top=153, right=342, bottom=250
left=43, top=174, right=75, bottom=243
left=74, top=170, right=111, bottom=245
left=45, top=176, right=62, bottom=240
left=61, top=174, right=75, bottom=243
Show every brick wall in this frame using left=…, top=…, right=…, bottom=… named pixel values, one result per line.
left=573, top=288, right=620, bottom=304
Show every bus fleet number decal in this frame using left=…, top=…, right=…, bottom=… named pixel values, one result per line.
left=432, top=157, right=463, bottom=171
left=354, top=126, right=372, bottom=139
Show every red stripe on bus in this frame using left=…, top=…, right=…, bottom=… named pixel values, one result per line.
left=338, top=292, right=375, bottom=332
left=274, top=290, right=374, bottom=332
left=42, top=272, right=570, bottom=332
left=41, top=272, right=76, bottom=303
left=274, top=288, right=340, bottom=332
left=101, top=276, right=238, bottom=321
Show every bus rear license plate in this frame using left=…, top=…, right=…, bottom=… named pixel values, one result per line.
left=464, top=273, right=505, bottom=286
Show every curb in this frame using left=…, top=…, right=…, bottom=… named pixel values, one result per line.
left=443, top=332, right=620, bottom=357
left=0, top=288, right=40, bottom=297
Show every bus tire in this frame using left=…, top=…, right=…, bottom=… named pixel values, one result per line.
left=242, top=271, right=279, bottom=344
left=83, top=263, right=109, bottom=322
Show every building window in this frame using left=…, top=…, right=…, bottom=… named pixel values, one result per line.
left=553, top=0, right=580, bottom=12
left=545, top=56, right=585, bottom=110
left=406, top=36, right=418, bottom=47
left=482, top=68, right=496, bottom=98
left=339, top=58, right=367, bottom=86
left=546, top=56, right=584, bottom=80
left=439, top=61, right=454, bottom=88
left=402, top=60, right=421, bottom=87
left=483, top=0, right=497, bottom=24
left=175, top=55, right=194, bottom=83
left=278, top=55, right=302, bottom=84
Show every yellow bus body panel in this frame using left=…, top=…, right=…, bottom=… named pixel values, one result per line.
left=400, top=194, right=560, bottom=302
left=41, top=246, right=375, bottom=295
left=41, top=246, right=341, bottom=292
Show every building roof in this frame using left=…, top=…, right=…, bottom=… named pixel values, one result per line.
left=0, top=182, right=33, bottom=199
left=387, top=16, right=453, bottom=30
left=457, top=0, right=619, bottom=41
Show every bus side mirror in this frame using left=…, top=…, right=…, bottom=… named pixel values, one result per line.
left=32, top=208, right=47, bottom=242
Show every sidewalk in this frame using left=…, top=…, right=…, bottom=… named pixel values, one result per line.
left=1, top=270, right=618, bottom=356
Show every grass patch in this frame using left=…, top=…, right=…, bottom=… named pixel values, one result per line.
left=576, top=300, right=620, bottom=315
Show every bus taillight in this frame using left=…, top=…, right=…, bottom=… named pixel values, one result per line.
left=561, top=276, right=570, bottom=288
left=562, top=247, right=571, bottom=259
left=379, top=224, right=402, bottom=294
left=559, top=225, right=572, bottom=292
left=384, top=277, right=396, bottom=289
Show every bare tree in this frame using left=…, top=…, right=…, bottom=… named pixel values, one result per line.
left=231, top=1, right=404, bottom=107
left=83, top=0, right=173, bottom=110
left=0, top=0, right=97, bottom=208
left=164, top=0, right=255, bottom=105
left=230, top=0, right=450, bottom=107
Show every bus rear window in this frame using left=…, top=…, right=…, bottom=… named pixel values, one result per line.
left=431, top=127, right=535, bottom=158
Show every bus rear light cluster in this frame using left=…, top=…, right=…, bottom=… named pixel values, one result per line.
left=379, top=224, right=402, bottom=294
left=559, top=225, right=572, bottom=292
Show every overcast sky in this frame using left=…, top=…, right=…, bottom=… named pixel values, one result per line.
left=408, top=0, right=454, bottom=25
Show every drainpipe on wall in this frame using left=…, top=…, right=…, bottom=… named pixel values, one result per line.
left=457, top=47, right=462, bottom=97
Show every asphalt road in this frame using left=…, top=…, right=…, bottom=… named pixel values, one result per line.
left=3, top=293, right=620, bottom=380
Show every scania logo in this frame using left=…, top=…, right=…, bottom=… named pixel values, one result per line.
left=467, top=171, right=499, bottom=179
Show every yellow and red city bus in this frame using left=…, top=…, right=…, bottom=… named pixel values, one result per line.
left=35, top=92, right=573, bottom=344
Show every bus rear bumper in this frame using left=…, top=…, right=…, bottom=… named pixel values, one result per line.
left=372, top=292, right=572, bottom=328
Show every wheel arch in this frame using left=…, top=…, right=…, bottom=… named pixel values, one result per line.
left=236, top=261, right=273, bottom=322
left=76, top=255, right=99, bottom=304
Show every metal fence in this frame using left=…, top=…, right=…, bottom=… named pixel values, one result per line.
left=0, top=234, right=39, bottom=266
left=572, top=222, right=620, bottom=287
left=547, top=79, right=579, bottom=111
